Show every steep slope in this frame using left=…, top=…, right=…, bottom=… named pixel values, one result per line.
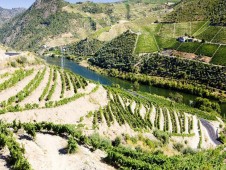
left=0, top=0, right=102, bottom=50
left=68, top=38, right=104, bottom=56
left=90, top=30, right=138, bottom=71
left=165, top=0, right=226, bottom=25
left=0, top=0, right=173, bottom=50
left=0, top=7, right=25, bottom=26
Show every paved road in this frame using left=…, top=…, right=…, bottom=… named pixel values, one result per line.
left=200, top=118, right=222, bottom=145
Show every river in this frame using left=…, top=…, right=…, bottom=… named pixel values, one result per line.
left=44, top=56, right=226, bottom=117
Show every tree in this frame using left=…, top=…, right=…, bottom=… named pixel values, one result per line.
left=125, top=3, right=131, bottom=20
left=133, top=81, right=140, bottom=91
left=67, top=136, right=78, bottom=154
left=169, top=92, right=183, bottom=103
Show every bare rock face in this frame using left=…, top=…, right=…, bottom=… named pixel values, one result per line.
left=0, top=7, right=25, bottom=26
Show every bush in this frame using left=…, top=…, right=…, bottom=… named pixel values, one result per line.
left=89, top=133, right=111, bottom=150
left=112, top=136, right=121, bottom=147
left=182, top=147, right=196, bottom=155
left=67, top=136, right=78, bottom=154
left=173, top=143, right=184, bottom=152
left=194, top=97, right=221, bottom=113
left=153, top=130, right=169, bottom=144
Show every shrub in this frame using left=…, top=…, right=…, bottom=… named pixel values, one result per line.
left=89, top=133, right=111, bottom=150
left=112, top=136, right=121, bottom=147
left=67, top=136, right=78, bottom=154
left=153, top=130, right=169, bottom=144
left=173, top=143, right=184, bottom=152
left=182, top=147, right=196, bottom=155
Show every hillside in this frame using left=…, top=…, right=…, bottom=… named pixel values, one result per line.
left=0, top=0, right=173, bottom=50
left=165, top=0, right=226, bottom=25
left=0, top=7, right=25, bottom=27
left=68, top=38, right=104, bottom=56
left=0, top=56, right=224, bottom=169
left=90, top=30, right=138, bottom=71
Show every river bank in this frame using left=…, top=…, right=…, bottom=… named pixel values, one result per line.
left=43, top=56, right=226, bottom=118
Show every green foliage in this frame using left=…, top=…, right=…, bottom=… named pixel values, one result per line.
left=153, top=130, right=169, bottom=144
left=105, top=145, right=226, bottom=169
left=39, top=68, right=53, bottom=101
left=91, top=30, right=137, bottom=71
left=195, top=44, right=218, bottom=57
left=112, top=136, right=121, bottom=147
left=166, top=0, right=226, bottom=25
left=67, top=136, right=78, bottom=154
left=125, top=3, right=131, bottom=20
left=194, top=97, right=221, bottom=114
left=89, top=133, right=111, bottom=150
left=46, top=68, right=58, bottom=101
left=0, top=69, right=33, bottom=92
left=169, top=92, right=183, bottom=103
left=177, top=42, right=200, bottom=53
left=81, top=2, right=103, bottom=14
left=0, top=1, right=91, bottom=50
left=6, top=121, right=226, bottom=170
left=173, top=143, right=184, bottom=152
left=182, top=147, right=196, bottom=155
left=68, top=38, right=104, bottom=56
left=141, top=53, right=226, bottom=91
left=211, top=45, right=226, bottom=66
left=218, top=127, right=226, bottom=143
left=23, top=123, right=37, bottom=139
left=0, top=122, right=31, bottom=170
left=135, top=34, right=158, bottom=53
left=133, top=81, right=139, bottom=91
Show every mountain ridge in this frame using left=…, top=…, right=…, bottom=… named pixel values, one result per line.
left=0, top=7, right=25, bottom=26
left=165, top=0, right=226, bottom=25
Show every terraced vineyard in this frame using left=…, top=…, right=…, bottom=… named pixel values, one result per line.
left=0, top=65, right=88, bottom=114
left=82, top=87, right=218, bottom=149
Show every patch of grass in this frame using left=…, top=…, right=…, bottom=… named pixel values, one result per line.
left=91, top=26, right=111, bottom=39
left=159, top=23, right=174, bottom=38
left=135, top=34, right=158, bottom=53
left=155, top=35, right=179, bottom=49
left=174, top=22, right=190, bottom=37
left=177, top=42, right=200, bottom=53
left=196, top=26, right=222, bottom=42
left=195, top=44, right=219, bottom=57
left=212, top=27, right=226, bottom=44
left=211, top=45, right=226, bottom=66
left=191, top=21, right=209, bottom=35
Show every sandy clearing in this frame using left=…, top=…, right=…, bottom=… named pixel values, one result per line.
left=150, top=104, right=156, bottom=126
left=190, top=116, right=199, bottom=148
left=0, top=147, right=9, bottom=170
left=174, top=111, right=180, bottom=134
left=17, top=133, right=115, bottom=170
left=0, top=84, right=108, bottom=124
left=139, top=104, right=146, bottom=119
left=184, top=113, right=189, bottom=134
left=0, top=67, right=17, bottom=75
left=0, top=68, right=41, bottom=103
left=130, top=101, right=136, bottom=114
left=98, top=22, right=129, bottom=42
left=166, top=108, right=172, bottom=133
left=51, top=70, right=62, bottom=101
left=159, top=108, right=164, bottom=131
left=20, top=67, right=50, bottom=106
